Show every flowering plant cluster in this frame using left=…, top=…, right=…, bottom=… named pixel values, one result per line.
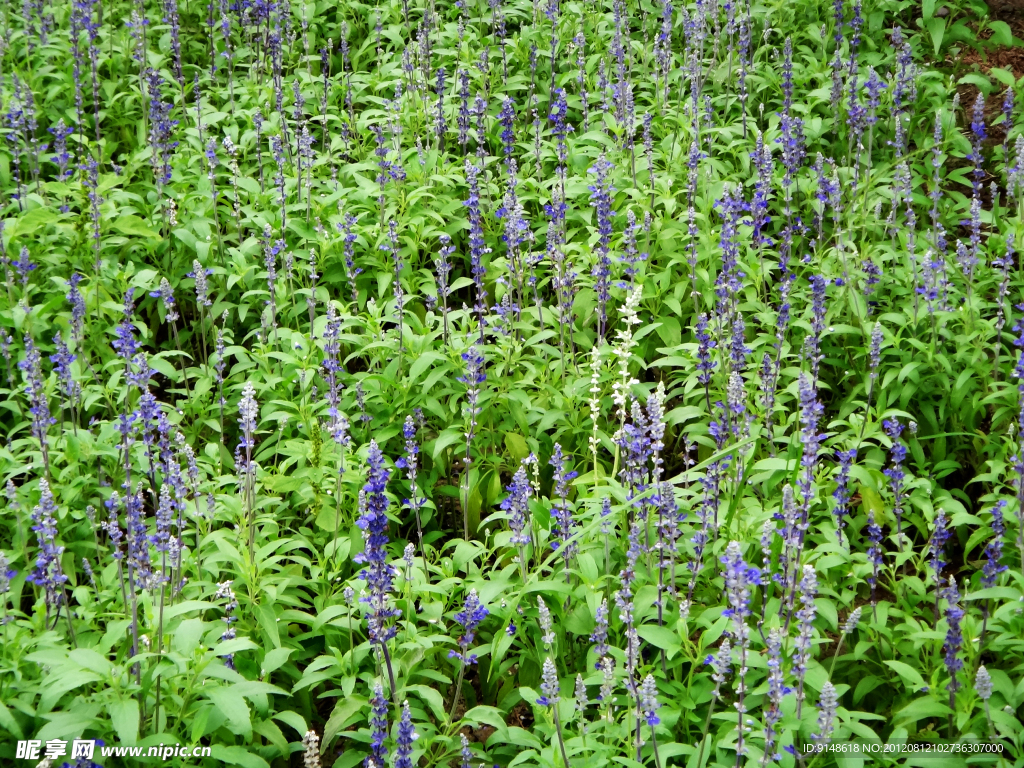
left=0, top=0, right=1023, bottom=766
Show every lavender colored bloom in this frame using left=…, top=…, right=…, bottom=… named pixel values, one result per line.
left=926, top=512, right=951, bottom=606
left=464, top=160, right=491, bottom=335
left=975, top=667, right=993, bottom=701
left=942, top=579, right=964, bottom=693
left=863, top=67, right=886, bottom=125
left=150, top=278, right=180, bottom=324
left=50, top=332, right=79, bottom=406
left=459, top=343, right=486, bottom=466
left=811, top=682, right=838, bottom=747
left=537, top=656, right=560, bottom=706
left=449, top=588, right=488, bottom=664
left=355, top=441, right=399, bottom=644
left=832, top=449, right=856, bottom=546
left=590, top=598, right=609, bottom=664
left=714, top=185, right=749, bottom=328
left=866, top=509, right=883, bottom=607
left=395, top=700, right=418, bottom=768
left=367, top=682, right=389, bottom=767
left=762, top=627, right=790, bottom=765
left=321, top=306, right=349, bottom=448
left=498, top=96, right=516, bottom=168
left=890, top=28, right=918, bottom=116
left=549, top=444, right=578, bottom=565
left=843, top=607, right=863, bottom=635
left=537, top=596, right=555, bottom=649
left=145, top=68, right=179, bottom=189
left=588, top=154, right=615, bottom=340
left=214, top=580, right=238, bottom=667
left=750, top=132, right=774, bottom=248
left=575, top=673, right=588, bottom=719
left=793, top=565, right=818, bottom=716
left=20, top=335, right=55, bottom=448
left=501, top=466, right=532, bottom=548
left=433, top=232, right=456, bottom=336
left=434, top=67, right=448, bottom=148
left=1002, top=87, right=1016, bottom=159
left=694, top=314, right=716, bottom=402
left=48, top=119, right=74, bottom=182
left=336, top=213, right=360, bottom=303
left=600, top=497, right=613, bottom=535
left=190, top=260, right=213, bottom=308
left=457, top=69, right=471, bottom=151
left=883, top=419, right=907, bottom=541
left=550, top=88, right=571, bottom=174
left=618, top=401, right=652, bottom=504
left=0, top=550, right=15, bottom=598
left=807, top=275, right=828, bottom=384
left=981, top=501, right=1008, bottom=588
left=66, top=274, right=86, bottom=342
left=640, top=675, right=660, bottom=726
left=721, top=541, right=760, bottom=755
left=797, top=373, right=824, bottom=515
left=869, top=322, right=883, bottom=377
left=396, top=415, right=424, bottom=512
left=706, top=638, right=732, bottom=695
left=27, top=479, right=67, bottom=611
left=12, top=247, right=36, bottom=286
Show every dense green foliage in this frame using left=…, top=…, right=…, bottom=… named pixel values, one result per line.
left=1, top=0, right=1024, bottom=765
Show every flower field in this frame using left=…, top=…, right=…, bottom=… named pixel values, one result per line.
left=1, top=0, right=1023, bottom=765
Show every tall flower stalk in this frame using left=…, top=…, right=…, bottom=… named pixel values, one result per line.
left=356, top=441, right=400, bottom=698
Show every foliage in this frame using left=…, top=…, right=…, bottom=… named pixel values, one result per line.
left=0, top=0, right=1023, bottom=766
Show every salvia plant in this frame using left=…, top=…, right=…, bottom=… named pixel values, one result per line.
left=0, top=0, right=1022, bottom=766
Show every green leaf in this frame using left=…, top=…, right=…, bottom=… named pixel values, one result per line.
left=206, top=686, right=252, bottom=737
left=0, top=700, right=24, bottom=738
left=129, top=268, right=159, bottom=289
left=655, top=316, right=681, bottom=347
left=211, top=745, right=272, bottom=768
left=990, top=68, right=1016, bottom=88
left=404, top=684, right=446, bottom=721
left=860, top=486, right=884, bottom=519
left=965, top=586, right=1020, bottom=601
left=988, top=20, right=1013, bottom=47
left=564, top=604, right=595, bottom=636
left=958, top=74, right=992, bottom=96
left=504, top=432, right=529, bottom=464
left=173, top=618, right=204, bottom=656
left=463, top=705, right=507, bottom=733
left=883, top=660, right=927, bottom=692
left=432, top=428, right=465, bottom=462
left=107, top=699, right=140, bottom=746
left=213, top=637, right=259, bottom=656
left=69, top=648, right=113, bottom=677
left=926, top=17, right=946, bottom=56
left=409, top=351, right=444, bottom=383
left=8, top=207, right=57, bottom=240
left=636, top=624, right=680, bottom=651
left=322, top=695, right=367, bottom=751
left=162, top=600, right=214, bottom=620
left=271, top=710, right=308, bottom=737
left=892, top=697, right=951, bottom=726
left=111, top=215, right=160, bottom=239
left=261, top=647, right=292, bottom=675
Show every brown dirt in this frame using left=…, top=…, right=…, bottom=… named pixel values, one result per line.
left=959, top=45, right=1024, bottom=80
left=506, top=701, right=534, bottom=729
left=987, top=0, right=1024, bottom=17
